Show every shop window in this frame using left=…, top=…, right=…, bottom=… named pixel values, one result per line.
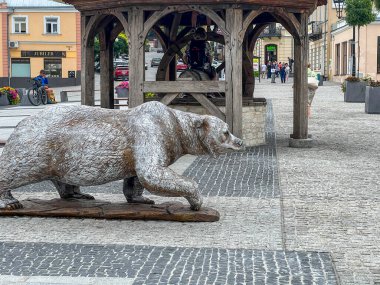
left=335, top=43, right=340, bottom=75
left=11, top=58, right=31, bottom=77
left=44, top=59, right=62, bottom=78
left=12, top=16, right=28, bottom=34
left=44, top=16, right=60, bottom=34
left=342, top=42, right=348, bottom=75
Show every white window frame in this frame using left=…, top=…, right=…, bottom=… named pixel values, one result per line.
left=44, top=16, right=60, bottom=34
left=12, top=15, right=28, bottom=34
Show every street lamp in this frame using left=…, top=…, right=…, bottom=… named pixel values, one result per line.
left=333, top=0, right=356, bottom=76
left=333, top=0, right=345, bottom=19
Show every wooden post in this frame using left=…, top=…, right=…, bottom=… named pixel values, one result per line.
left=292, top=13, right=309, bottom=139
left=99, top=26, right=114, bottom=109
left=225, top=8, right=243, bottom=138
left=81, top=14, right=95, bottom=106
left=128, top=8, right=144, bottom=108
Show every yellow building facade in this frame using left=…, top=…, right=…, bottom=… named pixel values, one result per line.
left=0, top=0, right=81, bottom=88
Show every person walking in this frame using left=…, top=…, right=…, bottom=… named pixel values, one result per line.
left=285, top=63, right=290, bottom=82
left=261, top=63, right=267, bottom=79
left=280, top=64, right=286, bottom=83
left=267, top=61, right=272, bottom=79
left=271, top=62, right=276, bottom=83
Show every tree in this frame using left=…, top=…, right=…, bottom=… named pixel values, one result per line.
left=344, top=0, right=376, bottom=76
left=345, top=0, right=376, bottom=27
left=374, top=0, right=380, bottom=10
left=94, top=32, right=129, bottom=63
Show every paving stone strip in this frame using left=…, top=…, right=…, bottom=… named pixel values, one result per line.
left=0, top=242, right=338, bottom=285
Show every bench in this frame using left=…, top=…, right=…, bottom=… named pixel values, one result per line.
left=60, top=89, right=100, bottom=102
left=94, top=97, right=129, bottom=109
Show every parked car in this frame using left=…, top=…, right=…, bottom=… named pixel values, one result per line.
left=114, top=65, right=129, bottom=81
left=114, top=59, right=128, bottom=68
left=176, top=61, right=188, bottom=71
left=145, top=62, right=148, bottom=70
left=157, top=48, right=163, bottom=53
left=151, top=57, right=161, bottom=67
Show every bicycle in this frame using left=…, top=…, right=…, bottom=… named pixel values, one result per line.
left=27, top=79, right=48, bottom=106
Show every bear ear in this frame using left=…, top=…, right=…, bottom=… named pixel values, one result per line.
left=194, top=117, right=205, bottom=129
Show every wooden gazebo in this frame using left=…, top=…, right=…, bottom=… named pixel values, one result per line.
left=57, top=0, right=326, bottom=147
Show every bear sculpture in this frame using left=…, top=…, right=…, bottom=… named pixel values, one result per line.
left=0, top=102, right=243, bottom=211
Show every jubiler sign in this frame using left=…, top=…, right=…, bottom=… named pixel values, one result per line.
left=21, top=51, right=66, bottom=58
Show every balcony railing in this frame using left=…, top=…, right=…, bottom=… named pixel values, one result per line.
left=259, top=26, right=282, bottom=38
left=309, top=21, right=322, bottom=41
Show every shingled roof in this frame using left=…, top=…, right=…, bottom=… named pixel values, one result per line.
left=55, top=0, right=327, bottom=12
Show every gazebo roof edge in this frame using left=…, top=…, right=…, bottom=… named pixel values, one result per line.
left=53, top=0, right=327, bottom=12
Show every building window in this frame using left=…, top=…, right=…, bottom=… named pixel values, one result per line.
left=44, top=16, right=60, bottom=34
left=12, top=16, right=28, bottom=34
left=44, top=59, right=62, bottom=78
left=335, top=43, right=340, bottom=75
left=342, top=42, right=348, bottom=75
left=11, top=58, right=31, bottom=77
left=377, top=37, right=380, bottom=74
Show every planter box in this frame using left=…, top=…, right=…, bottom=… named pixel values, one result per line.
left=344, top=81, right=367, bottom=103
left=115, top=87, right=129, bottom=98
left=365, top=86, right=380, bottom=114
left=0, top=93, right=9, bottom=106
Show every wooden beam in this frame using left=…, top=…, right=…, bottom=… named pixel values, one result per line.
left=81, top=14, right=95, bottom=106
left=160, top=93, right=180, bottom=105
left=128, top=8, right=145, bottom=108
left=292, top=13, right=309, bottom=139
left=225, top=8, right=243, bottom=137
left=191, top=93, right=226, bottom=121
left=143, top=81, right=226, bottom=93
left=99, top=26, right=114, bottom=109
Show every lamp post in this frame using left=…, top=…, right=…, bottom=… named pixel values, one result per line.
left=333, top=0, right=356, bottom=76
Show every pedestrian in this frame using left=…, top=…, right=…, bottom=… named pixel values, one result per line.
left=280, top=64, right=286, bottom=83
left=261, top=63, right=267, bottom=79
left=307, top=64, right=319, bottom=117
left=271, top=62, right=276, bottom=83
left=285, top=63, right=290, bottom=82
left=267, top=61, right=272, bottom=79
left=275, top=62, right=280, bottom=77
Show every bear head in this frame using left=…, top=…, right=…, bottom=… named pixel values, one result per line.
left=193, top=115, right=244, bottom=157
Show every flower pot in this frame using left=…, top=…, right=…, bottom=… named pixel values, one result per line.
left=115, top=86, right=129, bottom=98
left=0, top=93, right=9, bottom=106
left=344, top=81, right=366, bottom=103
left=365, top=86, right=380, bottom=114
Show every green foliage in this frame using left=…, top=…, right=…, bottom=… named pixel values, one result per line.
left=345, top=0, right=376, bottom=27
left=341, top=82, right=346, bottom=94
left=144, top=92, right=156, bottom=99
left=374, top=0, right=380, bottom=10
left=94, top=32, right=129, bottom=63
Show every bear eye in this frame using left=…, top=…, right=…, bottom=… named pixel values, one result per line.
left=224, top=131, right=229, bottom=136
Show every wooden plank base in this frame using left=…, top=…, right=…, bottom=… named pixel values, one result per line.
left=0, top=199, right=220, bottom=222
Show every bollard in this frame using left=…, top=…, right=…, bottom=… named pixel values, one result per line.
left=60, top=91, right=68, bottom=102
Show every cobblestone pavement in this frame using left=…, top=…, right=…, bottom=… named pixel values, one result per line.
left=260, top=81, right=380, bottom=285
left=0, top=242, right=337, bottom=285
left=4, top=79, right=375, bottom=284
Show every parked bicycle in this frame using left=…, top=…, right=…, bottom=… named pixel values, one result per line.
left=27, top=78, right=47, bottom=106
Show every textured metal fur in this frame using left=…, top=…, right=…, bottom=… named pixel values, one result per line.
left=0, top=102, right=243, bottom=210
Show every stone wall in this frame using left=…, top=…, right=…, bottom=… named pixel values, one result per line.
left=170, top=102, right=267, bottom=147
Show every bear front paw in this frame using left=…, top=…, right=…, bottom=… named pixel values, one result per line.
left=186, top=196, right=203, bottom=211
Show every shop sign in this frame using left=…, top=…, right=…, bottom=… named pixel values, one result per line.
left=21, top=51, right=66, bottom=58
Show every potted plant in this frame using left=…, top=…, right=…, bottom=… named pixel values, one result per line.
left=365, top=80, right=380, bottom=114
left=115, top=81, right=129, bottom=98
left=0, top=86, right=21, bottom=106
left=344, top=76, right=367, bottom=103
